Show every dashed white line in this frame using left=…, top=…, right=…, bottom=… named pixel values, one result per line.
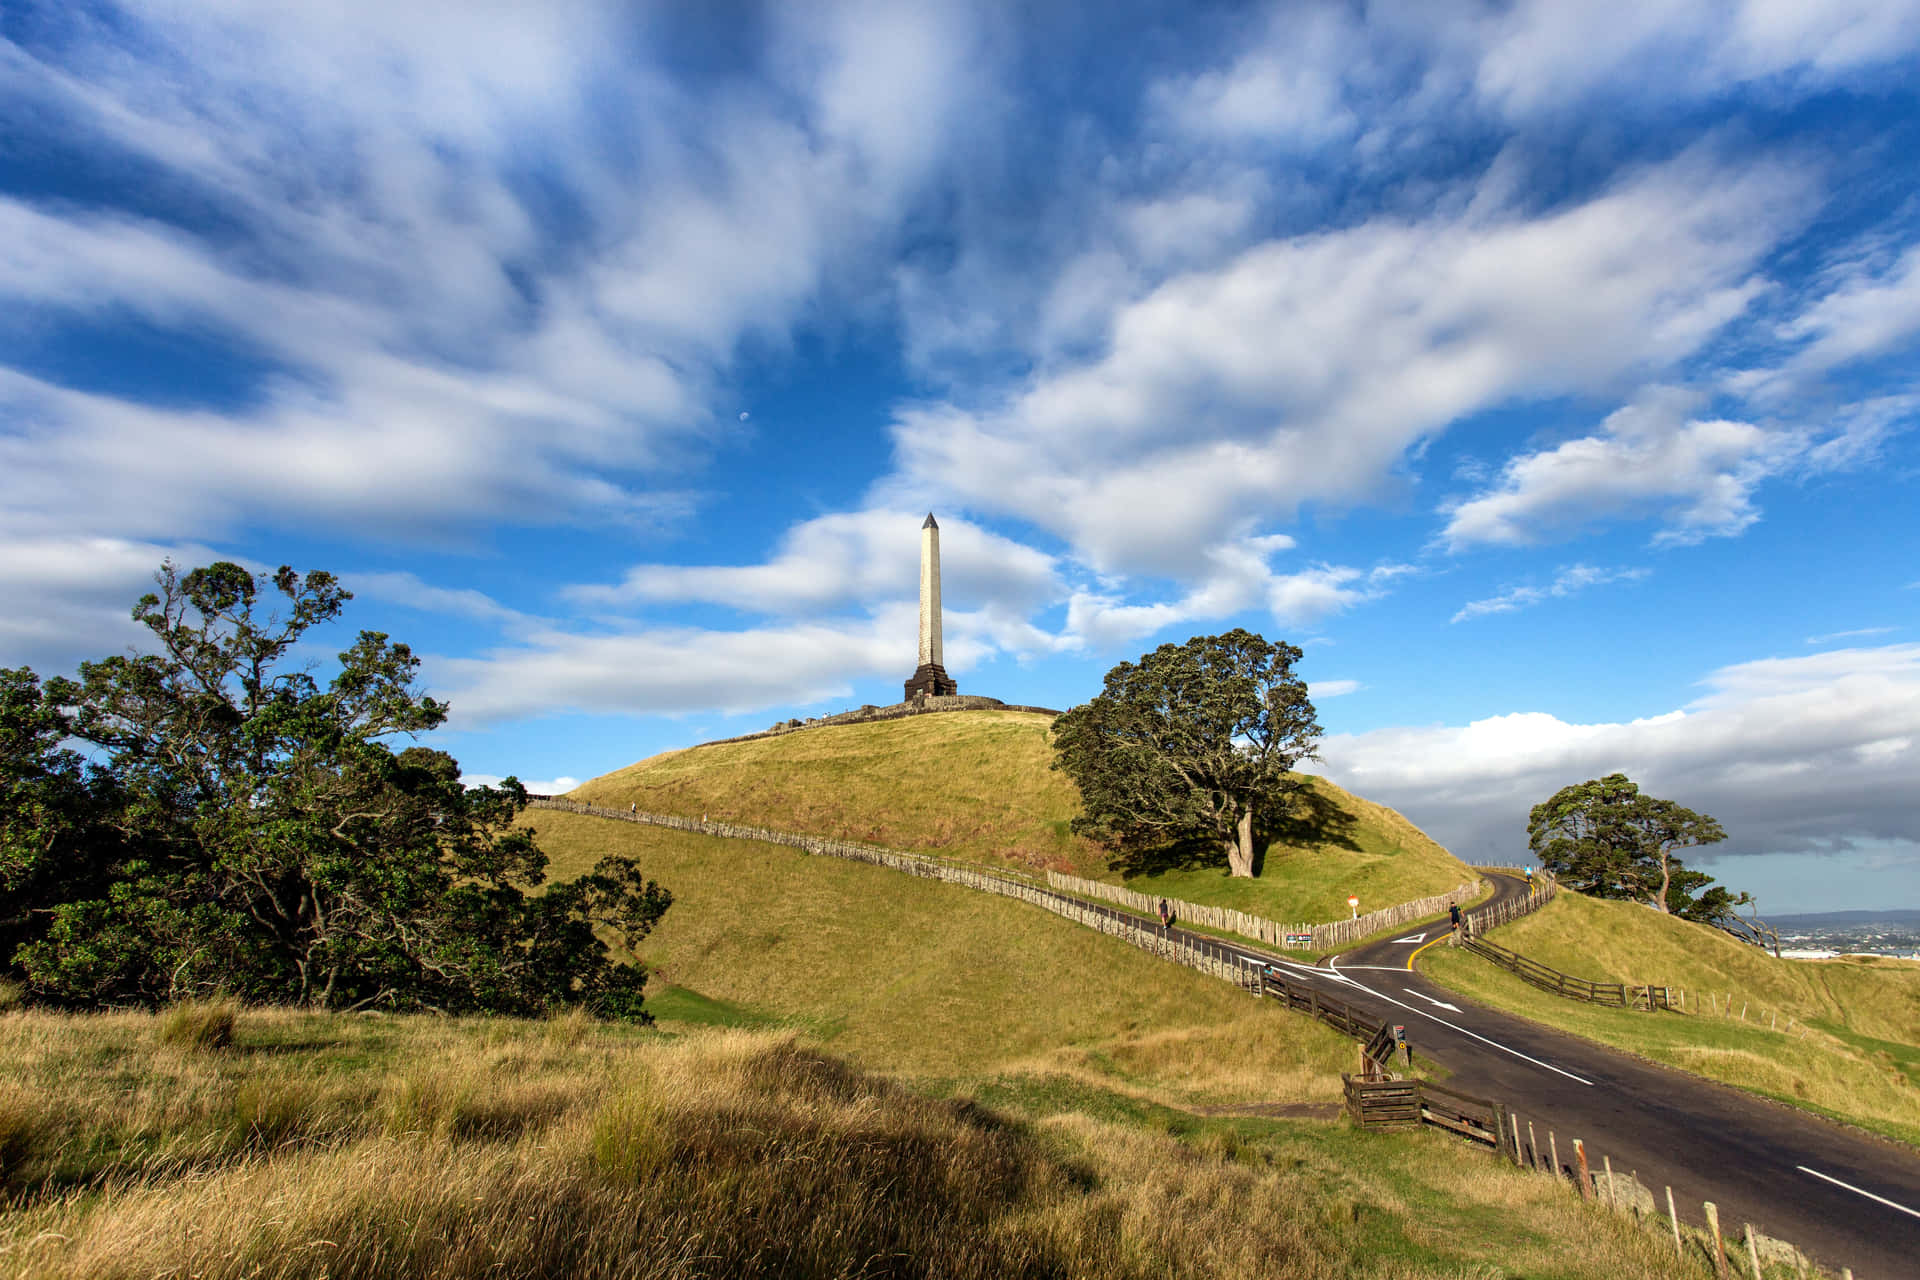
left=1244, top=951, right=1593, bottom=1085
left=1797, top=1166, right=1920, bottom=1220
left=1328, top=959, right=1595, bottom=1086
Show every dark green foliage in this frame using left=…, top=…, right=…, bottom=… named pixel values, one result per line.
left=1527, top=773, right=1742, bottom=926
left=0, top=561, right=669, bottom=1017
left=1052, top=630, right=1321, bottom=877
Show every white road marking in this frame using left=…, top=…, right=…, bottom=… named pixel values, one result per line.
left=1797, top=1166, right=1920, bottom=1220
left=1392, top=932, right=1429, bottom=943
left=1328, top=960, right=1595, bottom=1086
left=1247, top=950, right=1593, bottom=1085
left=1409, top=991, right=1461, bottom=1012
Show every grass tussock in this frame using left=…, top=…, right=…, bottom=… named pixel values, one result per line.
left=154, top=997, right=238, bottom=1051
left=1425, top=890, right=1920, bottom=1143
left=1, top=1007, right=1729, bottom=1280
left=565, top=710, right=1471, bottom=932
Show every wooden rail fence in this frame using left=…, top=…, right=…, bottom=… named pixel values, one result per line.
left=1463, top=876, right=1556, bottom=932
left=1460, top=934, right=1671, bottom=1011
left=531, top=799, right=1265, bottom=992
left=1045, top=870, right=1480, bottom=952
left=1253, top=965, right=1396, bottom=1065
left=1344, top=1075, right=1504, bottom=1147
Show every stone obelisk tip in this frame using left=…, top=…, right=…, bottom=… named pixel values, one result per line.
left=923, top=512, right=938, bottom=529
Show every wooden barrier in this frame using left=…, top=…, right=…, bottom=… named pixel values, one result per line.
left=1344, top=1075, right=1419, bottom=1128
left=1342, top=1075, right=1502, bottom=1145
left=1045, top=870, right=1481, bottom=952
left=1463, top=876, right=1557, bottom=933
left=529, top=799, right=1265, bottom=996
left=1460, top=934, right=1671, bottom=1011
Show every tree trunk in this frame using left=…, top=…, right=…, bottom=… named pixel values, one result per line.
left=1226, top=808, right=1256, bottom=878
left=1655, top=852, right=1672, bottom=913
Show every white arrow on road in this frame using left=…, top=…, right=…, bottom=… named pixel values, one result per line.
left=1407, top=990, right=1460, bottom=1012
left=1391, top=932, right=1428, bottom=944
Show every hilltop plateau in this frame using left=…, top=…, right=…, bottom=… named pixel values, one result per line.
left=569, top=708, right=1474, bottom=925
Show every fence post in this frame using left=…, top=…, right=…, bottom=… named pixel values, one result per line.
left=1666, top=1186, right=1682, bottom=1257
left=1573, top=1139, right=1592, bottom=1199
left=1704, top=1202, right=1729, bottom=1279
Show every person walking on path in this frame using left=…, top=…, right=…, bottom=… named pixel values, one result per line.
left=1158, top=898, right=1172, bottom=937
left=1449, top=902, right=1463, bottom=936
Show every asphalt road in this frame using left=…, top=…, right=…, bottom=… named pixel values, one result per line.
left=1151, top=875, right=1920, bottom=1279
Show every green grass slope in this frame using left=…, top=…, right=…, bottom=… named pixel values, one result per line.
left=568, top=709, right=1472, bottom=923
left=530, top=808, right=1352, bottom=1105
left=1422, top=890, right=1920, bottom=1144
left=0, top=1010, right=1706, bottom=1280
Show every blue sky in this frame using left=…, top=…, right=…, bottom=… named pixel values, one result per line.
left=3, top=1, right=1918, bottom=913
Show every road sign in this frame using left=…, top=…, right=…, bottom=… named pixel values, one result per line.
left=1284, top=932, right=1312, bottom=946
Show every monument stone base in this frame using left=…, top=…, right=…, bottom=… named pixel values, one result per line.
left=903, top=663, right=958, bottom=700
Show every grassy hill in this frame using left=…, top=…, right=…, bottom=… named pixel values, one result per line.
left=0, top=1008, right=1702, bottom=1280
left=568, top=710, right=1472, bottom=924
left=529, top=808, right=1352, bottom=1101
left=1423, top=890, right=1920, bottom=1144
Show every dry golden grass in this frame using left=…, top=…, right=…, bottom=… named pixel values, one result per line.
left=0, top=1008, right=1740, bottom=1280
left=1425, top=891, right=1920, bottom=1143
left=567, top=710, right=1473, bottom=923
left=154, top=997, right=238, bottom=1051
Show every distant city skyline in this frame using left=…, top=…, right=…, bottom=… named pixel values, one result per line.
left=2, top=2, right=1916, bottom=911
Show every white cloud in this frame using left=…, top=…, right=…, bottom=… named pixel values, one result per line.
left=461, top=773, right=582, bottom=797
left=570, top=509, right=1062, bottom=620
left=1778, top=243, right=1920, bottom=376
left=1316, top=644, right=1920, bottom=869
left=432, top=611, right=909, bottom=727
left=1472, top=0, right=1920, bottom=119
left=345, top=572, right=537, bottom=631
left=0, top=535, right=231, bottom=673
left=0, top=1, right=997, bottom=551
left=1059, top=538, right=1385, bottom=651
left=1309, top=679, right=1362, bottom=699
left=1450, top=564, right=1650, bottom=624
left=1152, top=5, right=1366, bottom=147
left=893, top=150, right=1806, bottom=581
left=1441, top=389, right=1807, bottom=550
left=1806, top=626, right=1895, bottom=645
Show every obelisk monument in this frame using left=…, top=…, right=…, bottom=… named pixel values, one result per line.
left=904, top=512, right=958, bottom=700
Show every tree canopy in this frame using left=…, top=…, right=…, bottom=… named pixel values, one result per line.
left=1527, top=773, right=1746, bottom=927
left=1051, top=630, right=1321, bottom=878
left=0, top=561, right=668, bottom=1017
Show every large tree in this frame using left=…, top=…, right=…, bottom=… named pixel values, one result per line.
left=1527, top=773, right=1727, bottom=915
left=1051, top=630, right=1321, bottom=878
left=1, top=561, right=669, bottom=1017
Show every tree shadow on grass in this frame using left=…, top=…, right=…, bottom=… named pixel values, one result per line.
left=1104, top=785, right=1363, bottom=880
